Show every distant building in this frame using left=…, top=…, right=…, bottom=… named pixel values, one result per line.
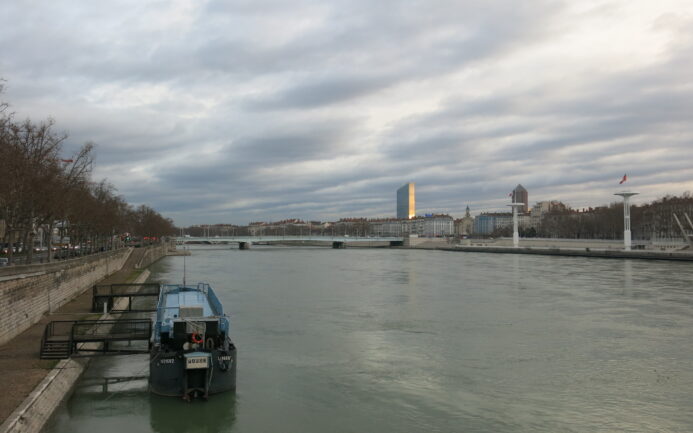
left=512, top=184, right=529, bottom=213
left=473, top=212, right=530, bottom=234
left=369, top=214, right=453, bottom=237
left=396, top=183, right=416, bottom=219
left=422, top=215, right=453, bottom=237
left=530, top=200, right=569, bottom=227
left=369, top=219, right=408, bottom=237
left=454, top=206, right=474, bottom=236
left=530, top=201, right=551, bottom=227
left=473, top=214, right=499, bottom=234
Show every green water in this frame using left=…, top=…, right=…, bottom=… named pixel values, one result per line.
left=45, top=247, right=693, bottom=432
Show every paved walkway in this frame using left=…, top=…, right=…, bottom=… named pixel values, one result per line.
left=0, top=248, right=150, bottom=423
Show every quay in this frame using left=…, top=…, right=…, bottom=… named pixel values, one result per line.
left=441, top=245, right=693, bottom=261
left=403, top=237, right=693, bottom=261
left=0, top=243, right=173, bottom=433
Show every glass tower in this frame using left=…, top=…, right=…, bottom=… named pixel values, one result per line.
left=397, top=183, right=416, bottom=219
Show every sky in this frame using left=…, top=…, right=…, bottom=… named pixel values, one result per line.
left=1, top=0, right=692, bottom=225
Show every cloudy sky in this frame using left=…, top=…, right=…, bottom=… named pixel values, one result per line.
left=1, top=0, right=692, bottom=225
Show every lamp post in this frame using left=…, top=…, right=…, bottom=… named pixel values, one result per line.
left=507, top=203, right=525, bottom=248
left=614, top=191, right=639, bottom=251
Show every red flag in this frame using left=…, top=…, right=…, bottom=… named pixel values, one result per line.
left=508, top=192, right=513, bottom=197
left=619, top=174, right=627, bottom=184
left=60, top=159, right=74, bottom=163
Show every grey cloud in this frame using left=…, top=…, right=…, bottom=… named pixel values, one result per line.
left=2, top=0, right=692, bottom=225
left=245, top=75, right=393, bottom=110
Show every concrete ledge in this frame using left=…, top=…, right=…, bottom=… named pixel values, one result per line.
left=0, top=269, right=151, bottom=433
left=0, top=358, right=86, bottom=433
left=0, top=359, right=88, bottom=433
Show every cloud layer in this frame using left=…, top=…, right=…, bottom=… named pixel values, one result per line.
left=2, top=0, right=692, bottom=224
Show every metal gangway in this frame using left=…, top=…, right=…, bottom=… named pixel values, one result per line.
left=40, top=319, right=152, bottom=359
left=92, top=283, right=161, bottom=313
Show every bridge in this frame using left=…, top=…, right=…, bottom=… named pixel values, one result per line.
left=175, top=235, right=405, bottom=249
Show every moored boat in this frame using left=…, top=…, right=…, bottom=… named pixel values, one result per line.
left=149, top=282, right=236, bottom=400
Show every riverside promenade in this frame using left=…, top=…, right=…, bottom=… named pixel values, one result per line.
left=0, top=244, right=170, bottom=432
left=405, top=237, right=693, bottom=261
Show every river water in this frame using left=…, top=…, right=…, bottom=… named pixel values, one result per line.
left=45, top=246, right=693, bottom=432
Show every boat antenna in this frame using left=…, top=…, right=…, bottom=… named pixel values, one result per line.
left=183, top=244, right=187, bottom=287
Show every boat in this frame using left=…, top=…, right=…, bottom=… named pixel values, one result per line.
left=149, top=282, right=237, bottom=400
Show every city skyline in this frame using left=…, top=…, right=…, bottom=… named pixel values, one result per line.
left=1, top=1, right=692, bottom=225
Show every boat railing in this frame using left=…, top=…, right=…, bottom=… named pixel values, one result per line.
left=156, top=283, right=224, bottom=320
left=205, top=286, right=224, bottom=316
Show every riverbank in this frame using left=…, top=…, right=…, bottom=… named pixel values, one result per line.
left=439, top=245, right=693, bottom=261
left=0, top=244, right=170, bottom=432
left=403, top=237, right=693, bottom=261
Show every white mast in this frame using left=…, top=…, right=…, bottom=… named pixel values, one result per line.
left=507, top=202, right=525, bottom=248
left=614, top=191, right=639, bottom=251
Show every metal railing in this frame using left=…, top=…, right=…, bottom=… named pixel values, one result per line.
left=71, top=319, right=151, bottom=341
left=41, top=319, right=152, bottom=358
left=92, top=283, right=161, bottom=312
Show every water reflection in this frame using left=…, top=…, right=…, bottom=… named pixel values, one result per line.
left=512, top=254, right=520, bottom=290
left=149, top=392, right=237, bottom=433
left=623, top=259, right=633, bottom=295
left=52, top=377, right=237, bottom=433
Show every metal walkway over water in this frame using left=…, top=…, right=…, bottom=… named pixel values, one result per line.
left=40, top=319, right=152, bottom=359
left=92, top=283, right=161, bottom=313
left=40, top=283, right=159, bottom=359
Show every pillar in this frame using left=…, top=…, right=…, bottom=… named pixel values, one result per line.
left=615, top=192, right=638, bottom=251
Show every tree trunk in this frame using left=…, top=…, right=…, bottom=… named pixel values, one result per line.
left=26, top=231, right=35, bottom=264
left=4, top=231, right=13, bottom=265
left=47, top=222, right=54, bottom=263
left=21, top=229, right=30, bottom=264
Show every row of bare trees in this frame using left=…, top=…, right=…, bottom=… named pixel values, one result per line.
left=0, top=82, right=176, bottom=265
left=490, top=194, right=693, bottom=240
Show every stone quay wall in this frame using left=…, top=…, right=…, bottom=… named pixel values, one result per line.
left=0, top=269, right=152, bottom=433
left=0, top=248, right=132, bottom=346
left=135, top=242, right=170, bottom=269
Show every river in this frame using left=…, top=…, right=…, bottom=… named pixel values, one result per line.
left=45, top=246, right=693, bottom=432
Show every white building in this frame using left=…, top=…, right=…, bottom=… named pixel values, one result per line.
left=369, top=214, right=454, bottom=237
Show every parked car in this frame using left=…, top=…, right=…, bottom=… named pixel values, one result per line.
left=0, top=258, right=9, bottom=267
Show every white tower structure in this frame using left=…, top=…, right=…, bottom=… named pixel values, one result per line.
left=507, top=202, right=525, bottom=248
left=614, top=191, right=639, bottom=251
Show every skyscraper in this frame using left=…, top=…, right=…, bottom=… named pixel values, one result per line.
left=397, top=183, right=415, bottom=219
left=512, top=184, right=528, bottom=213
